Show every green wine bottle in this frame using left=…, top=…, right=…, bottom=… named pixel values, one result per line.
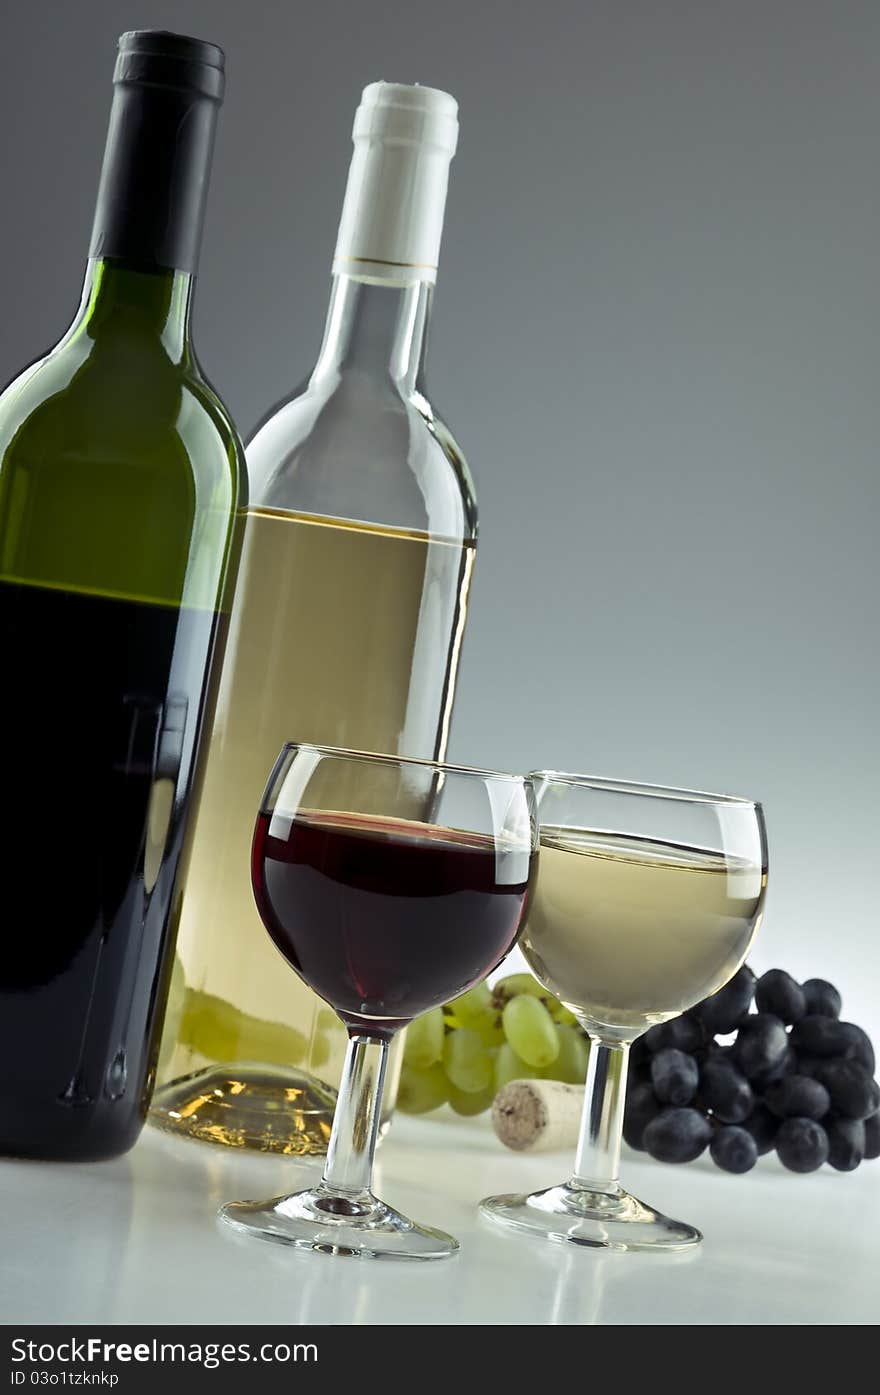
left=0, top=31, right=245, bottom=1160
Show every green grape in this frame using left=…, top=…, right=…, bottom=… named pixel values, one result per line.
left=397, top=1063, right=448, bottom=1115
left=502, top=994, right=560, bottom=1068
left=442, top=1027, right=492, bottom=1094
left=545, top=999, right=579, bottom=1027
left=309, top=1031, right=332, bottom=1069
left=179, top=989, right=308, bottom=1067
left=447, top=1081, right=495, bottom=1116
left=494, top=973, right=546, bottom=1002
left=444, top=1007, right=503, bottom=1046
left=447, top=981, right=493, bottom=1025
left=545, top=1024, right=589, bottom=1084
left=404, top=1007, right=445, bottom=1070
left=495, top=975, right=576, bottom=1025
left=472, top=1012, right=505, bottom=1048
left=494, top=1042, right=535, bottom=1091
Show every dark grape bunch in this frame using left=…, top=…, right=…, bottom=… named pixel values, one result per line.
left=625, top=967, right=880, bottom=1174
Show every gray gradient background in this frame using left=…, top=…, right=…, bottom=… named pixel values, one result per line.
left=2, top=1, right=878, bottom=1038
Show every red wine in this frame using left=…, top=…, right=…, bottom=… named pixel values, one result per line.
left=0, top=578, right=224, bottom=1159
left=252, top=810, right=534, bottom=1034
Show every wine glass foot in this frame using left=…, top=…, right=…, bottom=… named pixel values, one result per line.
left=219, top=1184, right=459, bottom=1261
left=479, top=1182, right=702, bottom=1253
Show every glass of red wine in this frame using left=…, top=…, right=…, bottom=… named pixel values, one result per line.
left=219, top=742, right=538, bottom=1260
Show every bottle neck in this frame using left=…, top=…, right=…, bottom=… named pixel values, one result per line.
left=311, top=274, right=432, bottom=392
left=89, top=62, right=220, bottom=274
left=71, top=258, right=193, bottom=362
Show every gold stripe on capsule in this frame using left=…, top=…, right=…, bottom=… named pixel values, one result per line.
left=336, top=254, right=438, bottom=271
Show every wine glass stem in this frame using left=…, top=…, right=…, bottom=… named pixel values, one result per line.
left=320, top=1033, right=389, bottom=1196
left=571, top=1036, right=630, bottom=1195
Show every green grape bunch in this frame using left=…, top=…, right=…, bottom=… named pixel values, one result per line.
left=398, top=974, right=589, bottom=1117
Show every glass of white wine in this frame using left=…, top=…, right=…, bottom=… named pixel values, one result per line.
left=480, top=772, right=768, bottom=1252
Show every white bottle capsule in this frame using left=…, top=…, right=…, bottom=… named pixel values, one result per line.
left=333, top=80, right=459, bottom=285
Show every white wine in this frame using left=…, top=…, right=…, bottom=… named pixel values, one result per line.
left=521, top=829, right=765, bottom=1035
left=152, top=508, right=474, bottom=1149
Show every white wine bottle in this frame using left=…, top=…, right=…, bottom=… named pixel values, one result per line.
left=151, top=82, right=476, bottom=1153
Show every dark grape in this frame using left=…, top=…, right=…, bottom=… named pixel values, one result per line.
left=755, top=969, right=807, bottom=1025
left=642, top=1108, right=712, bottom=1163
left=670, top=1012, right=710, bottom=1052
left=764, top=1074, right=830, bottom=1121
left=623, top=1080, right=660, bottom=1151
left=826, top=1118, right=865, bottom=1173
left=743, top=1102, right=779, bottom=1155
left=631, top=964, right=874, bottom=1177
left=642, top=1025, right=665, bottom=1054
left=801, top=979, right=841, bottom=1019
left=794, top=1055, right=824, bottom=1078
left=629, top=1036, right=654, bottom=1072
left=643, top=1014, right=707, bottom=1054
left=650, top=1048, right=699, bottom=1106
left=838, top=1022, right=875, bottom=1076
left=775, top=1118, right=830, bottom=1173
left=711, top=1125, right=758, bottom=1174
left=811, top=1060, right=880, bottom=1120
left=733, top=1013, right=788, bottom=1080
left=749, top=1044, right=797, bottom=1091
left=790, top=1016, right=854, bottom=1058
left=629, top=1056, right=654, bottom=1084
left=699, top=1058, right=753, bottom=1123
left=695, top=965, right=756, bottom=1033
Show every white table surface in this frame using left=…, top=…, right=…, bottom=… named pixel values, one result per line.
left=2, top=1111, right=877, bottom=1326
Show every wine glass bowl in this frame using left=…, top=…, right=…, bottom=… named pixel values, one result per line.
left=481, top=772, right=767, bottom=1252
left=221, top=743, right=538, bottom=1260
left=520, top=775, right=767, bottom=1038
left=252, top=764, right=534, bottom=1034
